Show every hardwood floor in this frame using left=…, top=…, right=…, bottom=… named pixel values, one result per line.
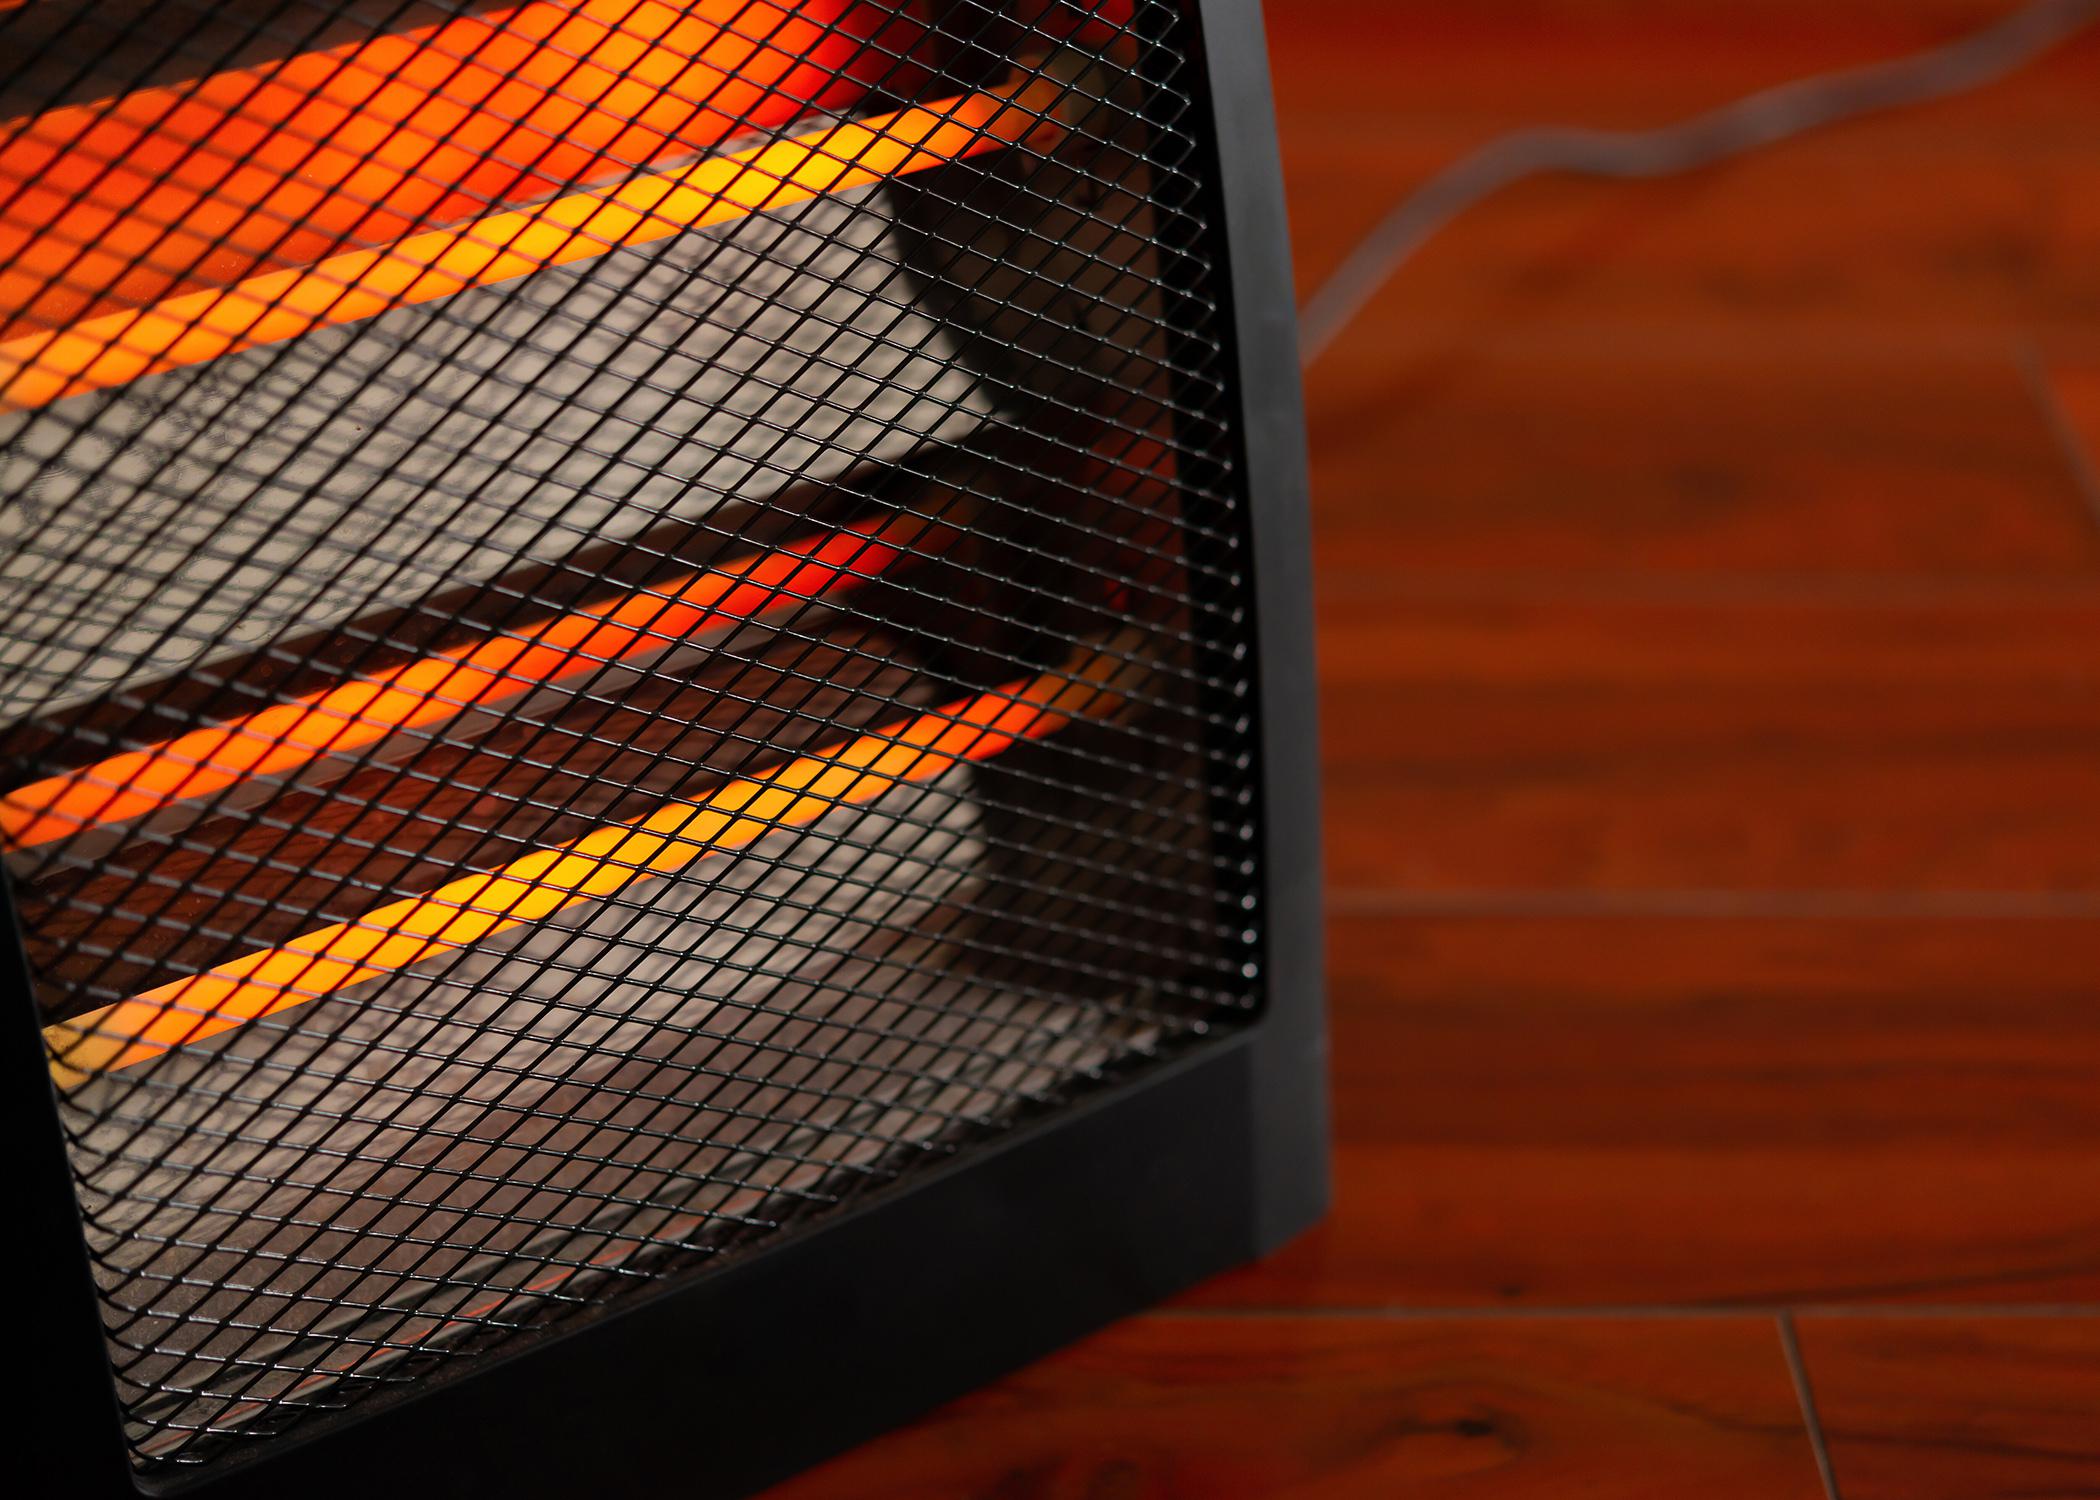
left=1799, top=1317, right=2100, bottom=1499
left=764, top=2, right=2100, bottom=1493
left=1306, top=349, right=2100, bottom=577
left=1192, top=910, right=2100, bottom=1309
left=1314, top=601, right=2100, bottom=894
left=765, top=1317, right=1829, bottom=1499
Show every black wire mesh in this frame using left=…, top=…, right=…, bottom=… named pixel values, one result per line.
left=0, top=0, right=1263, bottom=1475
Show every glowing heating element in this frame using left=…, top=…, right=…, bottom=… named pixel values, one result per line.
left=0, top=517, right=930, bottom=850
left=45, top=649, right=1135, bottom=1086
left=0, top=0, right=923, bottom=337
left=0, top=76, right=1066, bottom=409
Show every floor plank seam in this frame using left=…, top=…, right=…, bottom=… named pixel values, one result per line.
left=1780, top=1313, right=1846, bottom=1500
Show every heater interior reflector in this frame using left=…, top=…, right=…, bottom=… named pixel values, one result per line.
left=1, top=0, right=1262, bottom=1478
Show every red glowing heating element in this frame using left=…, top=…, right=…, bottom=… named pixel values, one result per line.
left=0, top=2, right=1076, bottom=407
left=1, top=517, right=938, bottom=850
left=0, top=1, right=930, bottom=337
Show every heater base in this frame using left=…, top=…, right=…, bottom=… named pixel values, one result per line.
left=55, top=1031, right=1318, bottom=1499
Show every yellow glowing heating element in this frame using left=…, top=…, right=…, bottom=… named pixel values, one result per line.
left=0, top=77, right=1066, bottom=410
left=44, top=649, right=1137, bottom=1088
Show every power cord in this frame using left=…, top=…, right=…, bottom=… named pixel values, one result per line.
left=1297, top=0, right=2100, bottom=366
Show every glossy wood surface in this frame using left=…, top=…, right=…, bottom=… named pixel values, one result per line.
left=771, top=1316, right=1828, bottom=1499
left=763, top=2, right=2100, bottom=1492
left=1800, top=1317, right=2100, bottom=1499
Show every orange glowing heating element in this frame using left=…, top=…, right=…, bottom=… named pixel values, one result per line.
left=0, top=76, right=1065, bottom=408
left=44, top=650, right=1133, bottom=1086
left=0, top=518, right=927, bottom=851
left=0, top=0, right=928, bottom=338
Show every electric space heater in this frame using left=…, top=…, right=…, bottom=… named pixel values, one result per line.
left=1, top=2, right=1322, bottom=1493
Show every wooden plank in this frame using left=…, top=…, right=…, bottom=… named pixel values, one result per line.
left=759, top=1315, right=1827, bottom=1499
left=1190, top=913, right=2100, bottom=1306
left=1318, top=586, right=2100, bottom=687
left=1306, top=350, right=2100, bottom=578
left=1797, top=1316, right=2100, bottom=1499
left=1315, top=592, right=2100, bottom=892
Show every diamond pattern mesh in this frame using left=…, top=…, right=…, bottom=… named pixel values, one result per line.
left=0, top=0, right=1263, bottom=1475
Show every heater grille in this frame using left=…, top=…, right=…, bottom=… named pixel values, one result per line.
left=1, top=0, right=1263, bottom=1475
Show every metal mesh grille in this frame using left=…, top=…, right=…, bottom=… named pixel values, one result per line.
left=0, top=0, right=1262, bottom=1475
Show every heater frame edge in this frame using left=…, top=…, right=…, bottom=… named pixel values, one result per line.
left=1192, top=0, right=1331, bottom=1261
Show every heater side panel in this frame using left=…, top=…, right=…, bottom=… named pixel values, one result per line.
left=1192, top=0, right=1329, bottom=1257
